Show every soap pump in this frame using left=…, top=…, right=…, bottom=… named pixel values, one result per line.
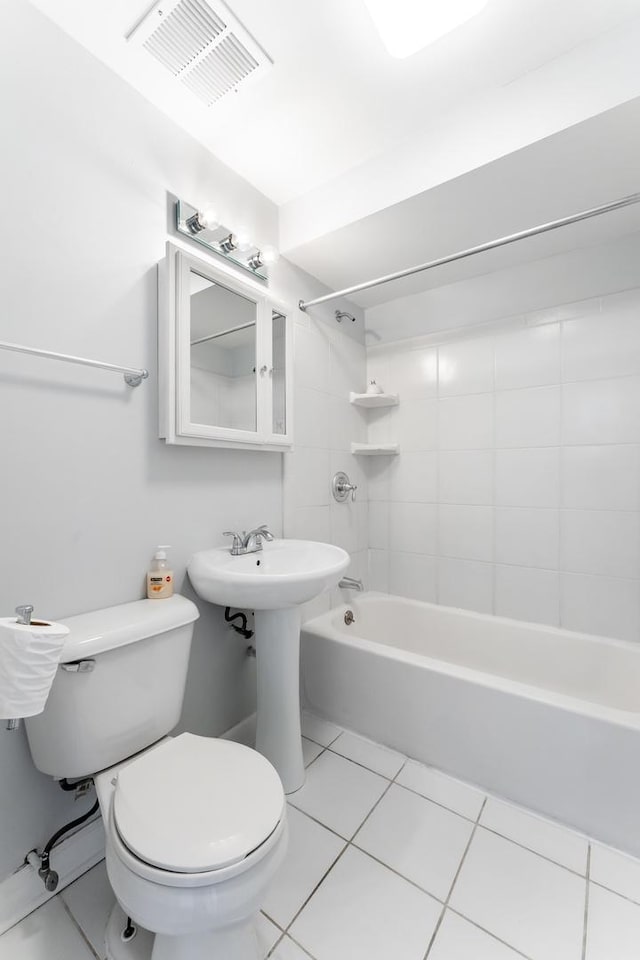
left=147, top=545, right=174, bottom=599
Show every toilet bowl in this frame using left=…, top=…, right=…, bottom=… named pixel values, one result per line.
left=24, top=597, right=287, bottom=960
left=96, top=732, right=288, bottom=960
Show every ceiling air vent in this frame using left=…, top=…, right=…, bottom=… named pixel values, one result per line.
left=127, top=0, right=272, bottom=106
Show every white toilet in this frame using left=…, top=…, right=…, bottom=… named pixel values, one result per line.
left=25, top=595, right=288, bottom=960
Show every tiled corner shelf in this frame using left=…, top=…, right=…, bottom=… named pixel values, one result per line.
left=351, top=442, right=399, bottom=456
left=349, top=391, right=399, bottom=408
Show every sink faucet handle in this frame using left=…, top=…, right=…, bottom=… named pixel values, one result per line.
left=223, top=531, right=243, bottom=555
left=253, top=524, right=274, bottom=541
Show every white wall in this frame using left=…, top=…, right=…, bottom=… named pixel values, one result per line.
left=366, top=289, right=640, bottom=642
left=0, top=1, right=363, bottom=884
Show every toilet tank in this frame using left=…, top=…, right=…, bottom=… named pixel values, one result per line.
left=25, top=595, right=199, bottom=779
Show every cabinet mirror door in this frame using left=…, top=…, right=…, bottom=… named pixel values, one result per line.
left=188, top=270, right=258, bottom=434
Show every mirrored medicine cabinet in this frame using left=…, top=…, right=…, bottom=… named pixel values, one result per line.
left=159, top=243, right=293, bottom=450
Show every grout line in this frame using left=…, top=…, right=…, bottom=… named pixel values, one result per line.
left=581, top=844, right=591, bottom=960
left=476, top=823, right=588, bottom=879
left=445, top=907, right=535, bottom=960
left=588, top=878, right=640, bottom=909
left=58, top=896, right=101, bottom=960
left=423, top=797, right=487, bottom=959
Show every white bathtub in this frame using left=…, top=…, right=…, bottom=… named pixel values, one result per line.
left=301, top=592, right=640, bottom=855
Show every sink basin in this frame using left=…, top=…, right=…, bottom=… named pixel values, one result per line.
left=188, top=539, right=350, bottom=610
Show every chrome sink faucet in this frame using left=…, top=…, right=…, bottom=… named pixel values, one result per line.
left=223, top=524, right=275, bottom=556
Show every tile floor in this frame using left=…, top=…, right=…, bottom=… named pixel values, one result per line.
left=4, top=714, right=640, bottom=959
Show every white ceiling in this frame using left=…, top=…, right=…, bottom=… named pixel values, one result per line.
left=28, top=0, right=640, bottom=330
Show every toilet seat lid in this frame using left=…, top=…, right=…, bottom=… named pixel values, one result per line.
left=112, top=733, right=285, bottom=873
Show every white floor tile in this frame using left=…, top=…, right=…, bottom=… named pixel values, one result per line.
left=450, top=829, right=585, bottom=960
left=0, top=899, right=94, bottom=960
left=302, top=737, right=324, bottom=767
left=329, top=731, right=405, bottom=779
left=429, top=910, right=524, bottom=960
left=590, top=842, right=640, bottom=904
left=480, top=798, right=588, bottom=874
left=270, top=936, right=313, bottom=959
left=585, top=882, right=640, bottom=960
left=354, top=784, right=474, bottom=900
left=263, top=805, right=345, bottom=928
left=289, top=751, right=388, bottom=839
left=290, top=846, right=441, bottom=960
left=301, top=712, right=343, bottom=747
left=396, top=760, right=485, bottom=820
left=61, top=861, right=114, bottom=959
left=256, top=912, right=282, bottom=957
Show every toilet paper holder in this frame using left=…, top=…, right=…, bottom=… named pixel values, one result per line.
left=6, top=604, right=34, bottom=731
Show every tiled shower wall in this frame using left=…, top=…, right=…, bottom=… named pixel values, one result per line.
left=365, top=287, right=640, bottom=642
left=284, top=313, right=369, bottom=619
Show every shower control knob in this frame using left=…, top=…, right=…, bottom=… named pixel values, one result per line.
left=332, top=471, right=358, bottom=503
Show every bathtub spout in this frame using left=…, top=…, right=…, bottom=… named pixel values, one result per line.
left=339, top=577, right=364, bottom=591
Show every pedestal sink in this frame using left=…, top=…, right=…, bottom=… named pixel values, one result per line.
left=188, top=540, right=350, bottom=792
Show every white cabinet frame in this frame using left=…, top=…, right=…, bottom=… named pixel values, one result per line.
left=159, top=243, right=293, bottom=450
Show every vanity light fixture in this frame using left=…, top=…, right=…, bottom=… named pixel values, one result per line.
left=247, top=246, right=280, bottom=270
left=176, top=198, right=278, bottom=280
left=185, top=202, right=220, bottom=234
left=364, top=0, right=489, bottom=58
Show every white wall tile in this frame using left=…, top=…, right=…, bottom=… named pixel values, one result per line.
left=291, top=506, right=331, bottom=542
left=439, top=450, right=494, bottom=505
left=560, top=573, right=640, bottom=641
left=561, top=445, right=640, bottom=511
left=438, top=394, right=494, bottom=450
left=389, top=451, right=437, bottom=502
left=437, top=558, right=493, bottom=613
left=562, top=377, right=640, bottom=445
left=390, top=400, right=438, bottom=451
left=495, top=386, right=561, bottom=448
left=390, top=502, right=437, bottom=554
left=368, top=548, right=389, bottom=592
left=295, top=387, right=330, bottom=449
left=294, top=322, right=331, bottom=393
left=364, top=458, right=391, bottom=502
left=562, top=306, right=640, bottom=382
left=494, top=324, right=560, bottom=390
left=438, top=337, right=494, bottom=397
left=495, top=448, right=560, bottom=507
left=561, top=510, right=640, bottom=578
left=368, top=502, right=389, bottom=549
left=286, top=448, right=331, bottom=507
left=439, top=505, right=494, bottom=562
left=330, top=336, right=367, bottom=398
left=495, top=565, right=560, bottom=626
left=388, top=552, right=437, bottom=602
left=495, top=508, right=559, bottom=569
left=387, top=347, right=438, bottom=398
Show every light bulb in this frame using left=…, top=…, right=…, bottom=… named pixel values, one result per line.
left=199, top=203, right=219, bottom=230
left=260, top=245, right=280, bottom=265
left=235, top=226, right=253, bottom=252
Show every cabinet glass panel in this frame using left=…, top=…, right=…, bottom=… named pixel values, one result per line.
left=272, top=311, right=287, bottom=436
left=189, top=270, right=257, bottom=432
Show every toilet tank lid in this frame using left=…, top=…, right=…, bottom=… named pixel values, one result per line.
left=58, top=595, right=199, bottom=662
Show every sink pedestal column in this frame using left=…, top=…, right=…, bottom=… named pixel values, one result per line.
left=254, top=607, right=305, bottom=794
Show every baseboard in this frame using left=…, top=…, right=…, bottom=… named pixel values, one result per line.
left=221, top=712, right=257, bottom=747
left=0, top=816, right=105, bottom=935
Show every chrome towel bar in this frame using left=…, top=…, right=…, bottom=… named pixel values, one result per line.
left=0, top=339, right=149, bottom=387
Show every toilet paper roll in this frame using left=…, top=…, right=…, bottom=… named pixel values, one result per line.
left=0, top=617, right=70, bottom=720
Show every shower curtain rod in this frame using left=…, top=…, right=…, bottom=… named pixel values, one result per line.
left=298, top=191, right=640, bottom=312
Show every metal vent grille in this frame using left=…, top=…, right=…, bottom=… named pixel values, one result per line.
left=143, top=0, right=225, bottom=75
left=128, top=0, right=271, bottom=106
left=181, top=35, right=259, bottom=104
